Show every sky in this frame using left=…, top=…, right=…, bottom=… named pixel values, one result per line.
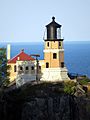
left=0, top=0, right=90, bottom=42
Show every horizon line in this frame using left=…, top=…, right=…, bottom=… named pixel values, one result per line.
left=0, top=40, right=90, bottom=43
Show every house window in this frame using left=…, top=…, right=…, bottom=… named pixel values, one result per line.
left=59, top=42, right=61, bottom=46
left=61, top=62, right=64, bottom=68
left=39, top=66, right=41, bottom=70
left=31, top=66, right=34, bottom=70
left=46, top=62, right=49, bottom=68
left=47, top=42, right=49, bottom=47
left=26, top=66, right=29, bottom=70
left=14, top=65, right=16, bottom=72
left=20, top=66, right=23, bottom=71
left=53, top=53, right=57, bottom=59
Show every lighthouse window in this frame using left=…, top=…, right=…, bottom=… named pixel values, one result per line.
left=39, top=66, right=41, bottom=70
left=26, top=66, right=29, bottom=70
left=14, top=65, right=16, bottom=72
left=61, top=62, right=64, bottom=68
left=59, top=42, right=61, bottom=46
left=46, top=62, right=49, bottom=68
left=20, top=66, right=23, bottom=71
left=47, top=42, right=49, bottom=47
left=31, top=66, right=34, bottom=70
left=53, top=53, right=57, bottom=59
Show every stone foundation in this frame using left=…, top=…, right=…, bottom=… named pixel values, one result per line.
left=40, top=67, right=70, bottom=81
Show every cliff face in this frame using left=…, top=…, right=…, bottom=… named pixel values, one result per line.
left=0, top=82, right=90, bottom=120
left=21, top=96, right=78, bottom=120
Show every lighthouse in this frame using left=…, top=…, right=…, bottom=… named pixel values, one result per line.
left=7, top=17, right=70, bottom=84
left=41, top=17, right=70, bottom=81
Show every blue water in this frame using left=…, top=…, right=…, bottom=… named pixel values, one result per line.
left=0, top=41, right=90, bottom=77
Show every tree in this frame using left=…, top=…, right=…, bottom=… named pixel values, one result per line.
left=0, top=48, right=10, bottom=87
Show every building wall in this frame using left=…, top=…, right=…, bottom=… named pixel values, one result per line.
left=39, top=60, right=45, bottom=69
left=8, top=60, right=39, bottom=82
left=59, top=51, right=64, bottom=62
left=44, top=40, right=64, bottom=68
left=8, top=63, right=17, bottom=82
left=16, top=60, right=35, bottom=75
left=45, top=41, right=63, bottom=49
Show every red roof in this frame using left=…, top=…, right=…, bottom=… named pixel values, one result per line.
left=8, top=51, right=35, bottom=63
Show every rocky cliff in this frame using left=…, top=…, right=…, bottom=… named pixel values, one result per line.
left=0, top=82, right=90, bottom=120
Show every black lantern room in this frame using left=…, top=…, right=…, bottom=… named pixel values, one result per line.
left=45, top=17, right=62, bottom=40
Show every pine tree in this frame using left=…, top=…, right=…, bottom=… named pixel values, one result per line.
left=0, top=48, right=10, bottom=87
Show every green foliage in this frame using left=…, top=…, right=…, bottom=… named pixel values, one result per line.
left=79, top=78, right=90, bottom=85
left=64, top=81, right=76, bottom=95
left=0, top=48, right=10, bottom=87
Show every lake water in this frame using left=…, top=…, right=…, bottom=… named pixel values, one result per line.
left=0, top=41, right=90, bottom=77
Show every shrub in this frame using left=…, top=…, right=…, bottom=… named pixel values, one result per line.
left=64, top=81, right=76, bottom=95
left=79, top=78, right=90, bottom=85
